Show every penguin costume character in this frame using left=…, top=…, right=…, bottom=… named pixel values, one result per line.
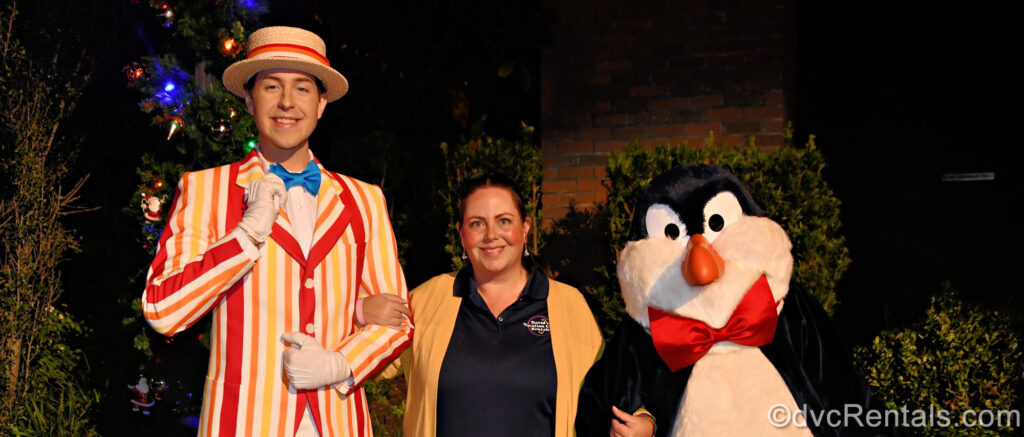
left=576, top=165, right=897, bottom=437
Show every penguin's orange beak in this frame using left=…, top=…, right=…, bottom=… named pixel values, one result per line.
left=681, top=234, right=725, bottom=285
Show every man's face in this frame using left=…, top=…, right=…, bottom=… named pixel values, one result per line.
left=245, top=69, right=327, bottom=154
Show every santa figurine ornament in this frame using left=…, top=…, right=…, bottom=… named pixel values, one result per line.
left=576, top=164, right=897, bottom=437
left=128, top=374, right=156, bottom=415
left=140, top=193, right=165, bottom=222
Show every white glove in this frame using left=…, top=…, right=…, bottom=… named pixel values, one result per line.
left=237, top=173, right=286, bottom=244
left=281, top=332, right=352, bottom=390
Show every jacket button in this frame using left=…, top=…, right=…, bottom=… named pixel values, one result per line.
left=304, top=278, right=315, bottom=289
left=305, top=323, right=316, bottom=334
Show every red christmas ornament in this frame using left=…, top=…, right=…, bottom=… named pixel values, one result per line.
left=220, top=37, right=242, bottom=57
left=123, top=62, right=149, bottom=87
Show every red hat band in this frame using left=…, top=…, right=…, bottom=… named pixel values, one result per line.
left=247, top=43, right=331, bottom=67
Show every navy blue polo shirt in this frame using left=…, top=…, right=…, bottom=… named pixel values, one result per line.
left=435, top=265, right=557, bottom=437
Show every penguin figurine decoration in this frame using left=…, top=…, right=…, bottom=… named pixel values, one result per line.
left=576, top=164, right=896, bottom=437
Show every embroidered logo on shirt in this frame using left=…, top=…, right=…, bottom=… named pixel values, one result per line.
left=523, top=315, right=550, bottom=336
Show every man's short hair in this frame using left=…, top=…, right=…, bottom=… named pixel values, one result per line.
left=243, top=73, right=328, bottom=95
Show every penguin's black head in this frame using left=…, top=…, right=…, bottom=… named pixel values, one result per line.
left=627, top=164, right=764, bottom=242
left=616, top=164, right=793, bottom=329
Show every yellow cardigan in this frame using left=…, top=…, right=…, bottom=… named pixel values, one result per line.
left=380, top=272, right=604, bottom=437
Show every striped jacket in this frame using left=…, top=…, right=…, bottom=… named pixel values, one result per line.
left=143, top=150, right=411, bottom=436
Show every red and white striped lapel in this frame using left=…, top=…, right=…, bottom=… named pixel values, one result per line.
left=307, top=160, right=358, bottom=269
left=235, top=150, right=305, bottom=265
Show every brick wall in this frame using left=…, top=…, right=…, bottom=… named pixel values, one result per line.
left=540, top=0, right=793, bottom=222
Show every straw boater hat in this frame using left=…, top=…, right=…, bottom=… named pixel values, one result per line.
left=222, top=26, right=348, bottom=102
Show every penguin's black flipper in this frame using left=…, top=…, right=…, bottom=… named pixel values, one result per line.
left=762, top=281, right=904, bottom=437
left=576, top=318, right=691, bottom=437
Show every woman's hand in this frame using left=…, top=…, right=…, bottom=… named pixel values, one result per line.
left=610, top=406, right=655, bottom=437
left=359, top=294, right=411, bottom=329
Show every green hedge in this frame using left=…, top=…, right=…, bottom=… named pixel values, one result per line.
left=854, top=285, right=1022, bottom=436
left=587, top=131, right=850, bottom=334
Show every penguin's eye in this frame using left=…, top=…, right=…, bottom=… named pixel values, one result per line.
left=644, top=204, right=688, bottom=244
left=708, top=214, right=724, bottom=232
left=702, top=192, right=743, bottom=243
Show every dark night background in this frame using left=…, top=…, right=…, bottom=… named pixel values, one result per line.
left=18, top=0, right=1019, bottom=434
left=793, top=3, right=1022, bottom=339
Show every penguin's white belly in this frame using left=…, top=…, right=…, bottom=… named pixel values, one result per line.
left=672, top=346, right=812, bottom=437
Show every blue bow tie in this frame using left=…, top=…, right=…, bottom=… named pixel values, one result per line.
left=268, top=161, right=321, bottom=195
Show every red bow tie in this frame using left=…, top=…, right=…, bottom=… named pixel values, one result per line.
left=647, top=275, right=778, bottom=372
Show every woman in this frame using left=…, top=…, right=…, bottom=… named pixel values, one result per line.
left=363, top=173, right=603, bottom=436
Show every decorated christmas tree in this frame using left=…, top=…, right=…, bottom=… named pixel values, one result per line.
left=123, top=1, right=267, bottom=432
left=128, top=0, right=266, bottom=253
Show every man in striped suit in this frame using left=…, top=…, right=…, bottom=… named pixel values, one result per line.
left=142, top=26, right=411, bottom=436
